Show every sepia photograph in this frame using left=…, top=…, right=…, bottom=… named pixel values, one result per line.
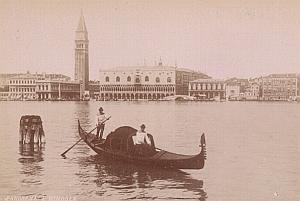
left=0, top=0, right=299, bottom=200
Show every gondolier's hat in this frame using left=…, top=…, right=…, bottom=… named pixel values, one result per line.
left=99, top=107, right=103, bottom=111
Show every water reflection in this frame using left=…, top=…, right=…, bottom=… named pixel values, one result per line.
left=18, top=143, right=44, bottom=185
left=74, top=102, right=91, bottom=127
left=77, top=155, right=207, bottom=200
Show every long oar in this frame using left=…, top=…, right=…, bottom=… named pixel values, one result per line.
left=60, top=116, right=111, bottom=157
left=60, top=126, right=97, bottom=157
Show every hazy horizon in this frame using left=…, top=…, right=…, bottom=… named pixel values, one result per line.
left=1, top=0, right=300, bottom=80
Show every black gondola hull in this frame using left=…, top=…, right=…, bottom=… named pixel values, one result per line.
left=78, top=121, right=206, bottom=170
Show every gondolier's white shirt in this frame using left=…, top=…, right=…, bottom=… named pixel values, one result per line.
left=133, top=130, right=151, bottom=145
left=96, top=113, right=107, bottom=126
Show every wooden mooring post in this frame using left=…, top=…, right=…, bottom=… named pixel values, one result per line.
left=19, top=115, right=45, bottom=145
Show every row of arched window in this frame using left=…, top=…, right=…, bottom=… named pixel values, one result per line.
left=10, top=93, right=35, bottom=98
left=100, top=85, right=175, bottom=92
left=105, top=76, right=172, bottom=83
left=99, top=93, right=175, bottom=100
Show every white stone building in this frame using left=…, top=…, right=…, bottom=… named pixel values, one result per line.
left=262, top=75, right=298, bottom=100
left=189, top=79, right=226, bottom=100
left=8, top=74, right=37, bottom=100
left=226, top=85, right=240, bottom=100
left=0, top=92, right=9, bottom=100
left=7, top=72, right=71, bottom=100
left=99, top=65, right=175, bottom=100
left=243, top=82, right=260, bottom=100
left=0, top=74, right=20, bottom=89
left=98, top=64, right=208, bottom=100
left=36, top=80, right=80, bottom=100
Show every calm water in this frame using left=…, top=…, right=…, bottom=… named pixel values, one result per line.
left=0, top=101, right=299, bottom=201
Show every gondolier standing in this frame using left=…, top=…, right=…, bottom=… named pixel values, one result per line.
left=96, top=107, right=108, bottom=139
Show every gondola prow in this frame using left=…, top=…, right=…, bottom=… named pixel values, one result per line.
left=200, top=133, right=207, bottom=160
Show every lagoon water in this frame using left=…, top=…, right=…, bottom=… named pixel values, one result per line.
left=0, top=101, right=299, bottom=201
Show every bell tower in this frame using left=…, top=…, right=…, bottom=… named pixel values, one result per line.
left=75, top=13, right=89, bottom=98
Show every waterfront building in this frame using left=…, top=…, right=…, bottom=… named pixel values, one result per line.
left=264, top=74, right=300, bottom=97
left=7, top=72, right=71, bottom=100
left=36, top=80, right=80, bottom=100
left=89, top=81, right=100, bottom=99
left=262, top=74, right=298, bottom=100
left=242, top=81, right=261, bottom=100
left=0, top=92, right=9, bottom=101
left=176, top=68, right=209, bottom=95
left=0, top=73, right=21, bottom=90
left=225, top=78, right=253, bottom=100
left=98, top=63, right=208, bottom=100
left=225, top=85, right=240, bottom=100
left=225, top=78, right=249, bottom=94
left=188, top=79, right=226, bottom=100
left=8, top=73, right=37, bottom=100
left=75, top=14, right=89, bottom=98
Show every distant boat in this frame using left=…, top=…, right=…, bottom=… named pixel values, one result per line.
left=78, top=120, right=207, bottom=169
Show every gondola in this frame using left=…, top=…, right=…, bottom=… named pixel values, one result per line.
left=78, top=120, right=207, bottom=169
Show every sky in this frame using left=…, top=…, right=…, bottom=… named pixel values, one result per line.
left=0, top=0, right=300, bottom=80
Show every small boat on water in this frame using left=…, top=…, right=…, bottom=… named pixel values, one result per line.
left=78, top=120, right=207, bottom=169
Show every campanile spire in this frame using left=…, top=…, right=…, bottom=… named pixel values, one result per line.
left=75, top=13, right=89, bottom=98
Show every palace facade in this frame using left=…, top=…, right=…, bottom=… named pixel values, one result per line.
left=98, top=64, right=209, bottom=100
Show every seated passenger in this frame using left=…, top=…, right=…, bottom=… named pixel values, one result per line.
left=132, top=124, right=151, bottom=145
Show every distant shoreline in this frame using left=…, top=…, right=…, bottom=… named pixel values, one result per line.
left=0, top=99, right=299, bottom=103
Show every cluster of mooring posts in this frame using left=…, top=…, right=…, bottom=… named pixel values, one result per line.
left=19, top=115, right=45, bottom=145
